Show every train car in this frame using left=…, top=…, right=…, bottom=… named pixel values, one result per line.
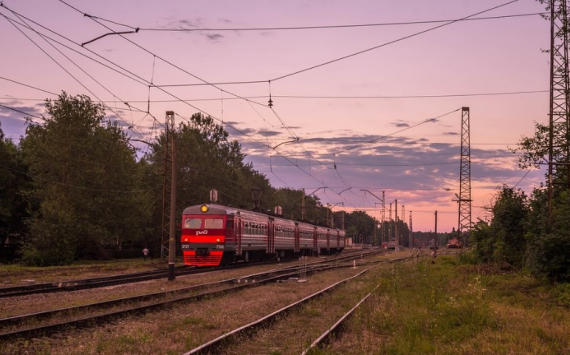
left=181, top=204, right=345, bottom=267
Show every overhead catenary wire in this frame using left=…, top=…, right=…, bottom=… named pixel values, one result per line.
left=2, top=11, right=150, bottom=142
left=54, top=1, right=352, bottom=204
left=0, top=1, right=524, bottom=216
left=0, top=5, right=163, bottom=129
left=1, top=89, right=549, bottom=104
left=335, top=108, right=461, bottom=154
left=0, top=7, right=163, bottom=138
left=270, top=0, right=520, bottom=82
left=85, top=11, right=544, bottom=32
left=0, top=103, right=43, bottom=119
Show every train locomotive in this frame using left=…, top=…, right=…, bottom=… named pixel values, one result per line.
left=181, top=204, right=345, bottom=267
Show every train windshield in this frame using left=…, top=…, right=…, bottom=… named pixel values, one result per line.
left=184, top=218, right=202, bottom=229
left=183, top=217, right=224, bottom=229
left=204, top=218, right=223, bottom=229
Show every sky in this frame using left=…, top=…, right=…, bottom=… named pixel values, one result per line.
left=0, top=0, right=551, bottom=232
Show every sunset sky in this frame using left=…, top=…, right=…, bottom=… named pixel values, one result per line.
left=0, top=0, right=551, bottom=232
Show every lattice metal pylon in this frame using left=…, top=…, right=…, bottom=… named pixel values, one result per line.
left=458, top=107, right=472, bottom=245
left=548, top=0, right=570, bottom=228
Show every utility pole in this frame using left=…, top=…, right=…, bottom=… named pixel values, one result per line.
left=401, top=205, right=405, bottom=246
left=301, top=189, right=306, bottom=220
left=395, top=199, right=399, bottom=251
left=434, top=210, right=438, bottom=249
left=160, top=114, right=174, bottom=260
left=382, top=191, right=386, bottom=243
left=389, top=203, right=392, bottom=242
left=409, top=211, right=413, bottom=248
left=166, top=111, right=177, bottom=281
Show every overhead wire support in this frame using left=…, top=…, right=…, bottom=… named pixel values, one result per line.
left=81, top=28, right=139, bottom=47
left=547, top=0, right=570, bottom=229
left=457, top=107, right=472, bottom=246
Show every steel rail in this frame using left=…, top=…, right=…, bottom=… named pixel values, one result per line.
left=300, top=285, right=380, bottom=355
left=181, top=268, right=371, bottom=355
left=0, top=256, right=381, bottom=340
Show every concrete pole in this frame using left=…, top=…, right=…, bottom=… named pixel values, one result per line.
left=168, top=112, right=177, bottom=281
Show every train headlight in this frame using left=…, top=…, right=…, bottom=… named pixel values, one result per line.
left=200, top=205, right=209, bottom=213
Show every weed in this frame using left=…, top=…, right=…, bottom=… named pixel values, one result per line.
left=555, top=282, right=570, bottom=307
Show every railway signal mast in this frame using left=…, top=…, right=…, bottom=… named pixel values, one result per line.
left=547, top=0, right=570, bottom=229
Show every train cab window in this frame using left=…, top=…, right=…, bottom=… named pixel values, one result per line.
left=184, top=218, right=201, bottom=229
left=226, top=220, right=234, bottom=228
left=204, top=218, right=223, bottom=229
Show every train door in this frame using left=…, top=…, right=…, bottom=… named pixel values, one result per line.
left=326, top=229, right=330, bottom=252
left=267, top=218, right=275, bottom=254
left=336, top=230, right=340, bottom=250
left=294, top=223, right=300, bottom=253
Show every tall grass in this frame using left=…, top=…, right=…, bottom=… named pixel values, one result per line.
left=325, top=255, right=570, bottom=355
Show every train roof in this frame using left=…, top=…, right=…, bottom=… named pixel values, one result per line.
left=182, top=204, right=344, bottom=231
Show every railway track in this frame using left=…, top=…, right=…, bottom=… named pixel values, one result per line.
left=0, top=249, right=382, bottom=298
left=0, top=251, right=397, bottom=341
left=0, top=265, right=196, bottom=298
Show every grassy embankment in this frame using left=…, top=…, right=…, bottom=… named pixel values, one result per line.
left=317, top=254, right=570, bottom=355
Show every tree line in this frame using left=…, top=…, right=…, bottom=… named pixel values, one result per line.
left=0, top=93, right=393, bottom=265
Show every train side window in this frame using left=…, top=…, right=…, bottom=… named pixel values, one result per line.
left=184, top=218, right=201, bottom=229
left=226, top=220, right=233, bottom=228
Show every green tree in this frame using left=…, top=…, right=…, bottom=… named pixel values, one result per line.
left=20, top=93, right=152, bottom=265
left=0, top=123, right=30, bottom=248
left=470, top=186, right=529, bottom=268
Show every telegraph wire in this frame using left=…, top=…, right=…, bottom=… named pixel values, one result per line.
left=271, top=0, right=520, bottom=82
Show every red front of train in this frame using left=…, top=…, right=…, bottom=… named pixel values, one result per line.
left=181, top=204, right=231, bottom=266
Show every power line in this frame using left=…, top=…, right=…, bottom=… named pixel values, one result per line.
left=2, top=10, right=149, bottom=141
left=0, top=162, right=159, bottom=193
left=0, top=76, right=58, bottom=96
left=55, top=1, right=353, bottom=204
left=94, top=12, right=545, bottom=32
left=260, top=161, right=459, bottom=168
left=269, top=90, right=549, bottom=99
left=1, top=89, right=549, bottom=103
left=0, top=103, right=43, bottom=119
left=335, top=108, right=460, bottom=154
left=271, top=0, right=520, bottom=82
